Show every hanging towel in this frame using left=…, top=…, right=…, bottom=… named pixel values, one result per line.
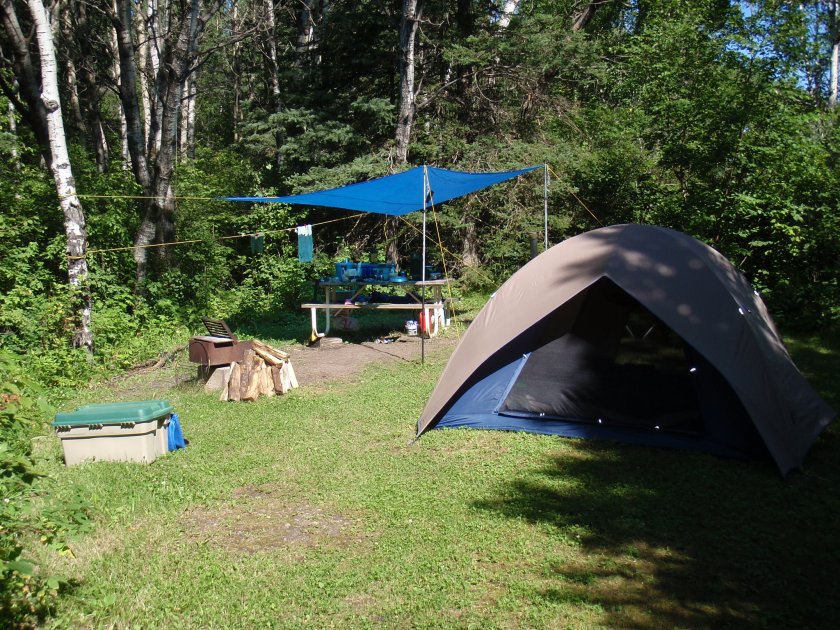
left=250, top=233, right=265, bottom=255
left=297, top=224, right=313, bottom=262
left=167, top=412, right=187, bottom=451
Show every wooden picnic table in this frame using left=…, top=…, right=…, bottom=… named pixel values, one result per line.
left=302, top=278, right=451, bottom=339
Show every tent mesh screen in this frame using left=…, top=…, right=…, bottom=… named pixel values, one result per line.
left=498, top=278, right=704, bottom=433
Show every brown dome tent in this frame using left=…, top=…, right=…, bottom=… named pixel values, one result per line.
left=417, top=224, right=834, bottom=475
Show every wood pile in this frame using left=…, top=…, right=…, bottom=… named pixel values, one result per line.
left=219, top=339, right=298, bottom=402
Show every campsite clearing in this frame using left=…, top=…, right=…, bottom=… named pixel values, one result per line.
left=29, top=325, right=840, bottom=628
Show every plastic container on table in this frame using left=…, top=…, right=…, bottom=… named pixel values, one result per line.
left=52, top=400, right=173, bottom=466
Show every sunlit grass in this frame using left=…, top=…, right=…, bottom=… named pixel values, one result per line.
left=29, top=327, right=839, bottom=628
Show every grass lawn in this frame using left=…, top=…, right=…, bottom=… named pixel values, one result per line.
left=30, top=325, right=840, bottom=628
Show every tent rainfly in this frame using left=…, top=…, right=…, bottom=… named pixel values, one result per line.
left=415, top=224, right=835, bottom=476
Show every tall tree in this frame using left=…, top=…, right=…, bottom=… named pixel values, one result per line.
left=388, top=0, right=424, bottom=263
left=1, top=0, right=52, bottom=165
left=109, top=0, right=226, bottom=287
left=26, top=0, right=93, bottom=350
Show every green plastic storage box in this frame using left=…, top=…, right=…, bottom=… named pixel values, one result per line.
left=52, top=400, right=173, bottom=465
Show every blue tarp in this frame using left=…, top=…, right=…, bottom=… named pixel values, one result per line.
left=221, top=165, right=541, bottom=215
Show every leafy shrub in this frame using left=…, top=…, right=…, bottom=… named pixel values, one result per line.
left=0, top=352, right=91, bottom=626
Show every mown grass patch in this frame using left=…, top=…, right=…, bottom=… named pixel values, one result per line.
left=27, top=328, right=840, bottom=628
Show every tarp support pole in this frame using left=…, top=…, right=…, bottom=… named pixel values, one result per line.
left=421, top=165, right=429, bottom=365
left=544, top=164, right=549, bottom=250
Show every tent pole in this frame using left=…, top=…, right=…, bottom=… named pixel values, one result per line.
left=544, top=164, right=549, bottom=250
left=421, top=165, right=428, bottom=365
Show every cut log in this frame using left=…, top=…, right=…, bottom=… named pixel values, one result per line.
left=253, top=346, right=283, bottom=366
left=252, top=339, right=289, bottom=361
left=214, top=341, right=296, bottom=402
left=271, top=365, right=287, bottom=394
left=286, top=360, right=298, bottom=389
left=219, top=362, right=235, bottom=401
left=239, top=349, right=255, bottom=399
left=242, top=355, right=262, bottom=401
left=280, top=363, right=293, bottom=391
left=228, top=362, right=242, bottom=401
left=259, top=365, right=275, bottom=397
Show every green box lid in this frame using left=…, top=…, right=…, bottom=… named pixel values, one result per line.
left=52, top=400, right=173, bottom=427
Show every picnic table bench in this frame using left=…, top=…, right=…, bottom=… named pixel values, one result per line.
left=302, top=278, right=452, bottom=339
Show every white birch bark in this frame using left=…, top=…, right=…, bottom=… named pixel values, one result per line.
left=147, top=0, right=162, bottom=156
left=186, top=69, right=196, bottom=158
left=394, top=0, right=423, bottom=165
left=296, top=0, right=318, bottom=54
left=64, top=54, right=84, bottom=130
left=265, top=0, right=284, bottom=166
left=136, top=0, right=151, bottom=150
left=179, top=74, right=189, bottom=157
left=7, top=87, right=19, bottom=169
left=27, top=0, right=93, bottom=351
left=110, top=12, right=130, bottom=169
left=389, top=0, right=424, bottom=263
left=232, top=2, right=242, bottom=142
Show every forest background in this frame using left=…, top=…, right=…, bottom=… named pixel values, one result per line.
left=1, top=0, right=839, bottom=621
left=1, top=0, right=839, bottom=383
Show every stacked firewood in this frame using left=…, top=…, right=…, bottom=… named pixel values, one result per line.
left=220, top=340, right=298, bottom=402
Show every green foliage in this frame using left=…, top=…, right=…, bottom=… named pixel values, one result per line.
left=0, top=352, right=90, bottom=626
left=1, top=0, right=839, bottom=396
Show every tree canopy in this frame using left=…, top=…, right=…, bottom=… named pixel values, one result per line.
left=1, top=0, right=838, bottom=375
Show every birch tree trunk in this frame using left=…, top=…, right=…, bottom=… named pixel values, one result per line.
left=296, top=0, right=319, bottom=55
left=27, top=0, right=93, bottom=351
left=394, top=0, right=423, bottom=165
left=73, top=0, right=110, bottom=172
left=179, top=73, right=190, bottom=157
left=110, top=15, right=130, bottom=169
left=389, top=0, right=424, bottom=263
left=264, top=0, right=284, bottom=167
left=1, top=0, right=52, bottom=166
left=7, top=82, right=19, bottom=170
left=113, top=0, right=223, bottom=287
left=146, top=0, right=163, bottom=159
left=231, top=2, right=242, bottom=142
left=63, top=49, right=85, bottom=131
left=186, top=68, right=196, bottom=158
left=136, top=0, right=151, bottom=150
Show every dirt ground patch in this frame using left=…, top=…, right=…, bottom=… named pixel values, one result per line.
left=181, top=485, right=370, bottom=555
left=105, top=329, right=460, bottom=400
left=286, top=332, right=459, bottom=388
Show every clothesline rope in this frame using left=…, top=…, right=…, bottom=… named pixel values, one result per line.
left=70, top=212, right=367, bottom=258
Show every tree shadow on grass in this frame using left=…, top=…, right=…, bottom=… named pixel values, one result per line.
left=474, top=437, right=840, bottom=628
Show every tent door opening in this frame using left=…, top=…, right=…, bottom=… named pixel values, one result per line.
left=497, top=278, right=715, bottom=436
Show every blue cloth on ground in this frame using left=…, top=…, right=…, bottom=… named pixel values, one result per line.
left=167, top=412, right=187, bottom=451
left=297, top=225, right=313, bottom=262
